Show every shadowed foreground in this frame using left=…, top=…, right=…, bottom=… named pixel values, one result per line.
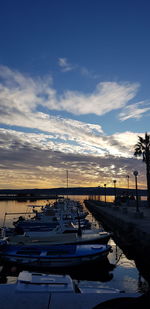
left=93, top=290, right=150, bottom=309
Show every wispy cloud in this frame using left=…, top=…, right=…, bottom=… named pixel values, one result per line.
left=119, top=101, right=150, bottom=121
left=58, top=82, right=139, bottom=115
left=79, top=67, right=99, bottom=79
left=0, top=128, right=142, bottom=159
left=0, top=65, right=140, bottom=118
left=58, top=57, right=100, bottom=79
left=58, top=58, right=74, bottom=72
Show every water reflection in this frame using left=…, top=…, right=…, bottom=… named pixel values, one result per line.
left=0, top=197, right=149, bottom=293
left=0, top=256, right=115, bottom=284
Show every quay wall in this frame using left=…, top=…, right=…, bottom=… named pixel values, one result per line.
left=84, top=199, right=150, bottom=283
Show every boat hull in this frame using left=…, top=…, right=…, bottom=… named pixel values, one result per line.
left=7, top=230, right=111, bottom=246
left=0, top=244, right=111, bottom=268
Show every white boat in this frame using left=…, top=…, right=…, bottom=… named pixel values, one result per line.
left=16, top=271, right=76, bottom=293
left=5, top=225, right=112, bottom=246
left=0, top=271, right=143, bottom=309
left=2, top=207, right=112, bottom=246
left=16, top=271, right=121, bottom=294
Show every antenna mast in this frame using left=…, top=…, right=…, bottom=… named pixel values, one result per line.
left=66, top=170, right=69, bottom=198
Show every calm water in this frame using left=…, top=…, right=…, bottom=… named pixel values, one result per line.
left=0, top=196, right=149, bottom=293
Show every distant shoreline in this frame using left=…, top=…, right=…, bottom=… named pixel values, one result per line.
left=0, top=186, right=147, bottom=201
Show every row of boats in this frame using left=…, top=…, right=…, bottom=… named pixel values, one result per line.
left=0, top=198, right=112, bottom=269
left=0, top=198, right=149, bottom=308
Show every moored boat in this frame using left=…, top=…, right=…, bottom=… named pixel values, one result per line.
left=14, top=270, right=122, bottom=294
left=5, top=227, right=112, bottom=246
left=0, top=270, right=144, bottom=309
left=0, top=243, right=112, bottom=268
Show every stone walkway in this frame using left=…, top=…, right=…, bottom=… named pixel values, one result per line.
left=87, top=199, right=150, bottom=234
left=84, top=200, right=150, bottom=258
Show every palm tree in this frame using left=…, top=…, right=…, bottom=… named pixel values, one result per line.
left=134, top=132, right=150, bottom=207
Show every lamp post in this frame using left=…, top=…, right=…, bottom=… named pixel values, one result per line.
left=126, top=175, right=129, bottom=192
left=66, top=170, right=69, bottom=199
left=133, top=171, right=139, bottom=212
left=104, top=184, right=106, bottom=204
left=126, top=175, right=130, bottom=205
left=98, top=186, right=101, bottom=201
left=113, top=180, right=117, bottom=204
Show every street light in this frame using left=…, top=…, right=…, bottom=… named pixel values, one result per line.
left=133, top=170, right=139, bottom=212
left=66, top=170, right=69, bottom=199
left=126, top=175, right=129, bottom=191
left=126, top=175, right=130, bottom=205
left=98, top=186, right=101, bottom=201
left=104, top=184, right=107, bottom=204
left=113, top=180, right=117, bottom=204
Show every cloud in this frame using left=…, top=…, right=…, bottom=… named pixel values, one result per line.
left=58, top=58, right=74, bottom=72
left=57, top=82, right=139, bottom=115
left=0, top=65, right=148, bottom=189
left=0, top=65, right=140, bottom=120
left=0, top=127, right=142, bottom=160
left=0, top=123, right=142, bottom=161
left=0, top=66, right=147, bottom=160
left=0, top=66, right=144, bottom=159
left=58, top=57, right=99, bottom=79
left=0, top=111, right=104, bottom=151
left=119, top=101, right=150, bottom=121
left=79, top=67, right=99, bottom=79
left=0, top=128, right=145, bottom=189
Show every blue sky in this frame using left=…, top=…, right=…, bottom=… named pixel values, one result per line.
left=0, top=0, right=149, bottom=189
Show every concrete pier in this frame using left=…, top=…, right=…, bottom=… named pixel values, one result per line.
left=84, top=199, right=150, bottom=283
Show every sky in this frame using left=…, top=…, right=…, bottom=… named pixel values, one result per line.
left=0, top=0, right=150, bottom=190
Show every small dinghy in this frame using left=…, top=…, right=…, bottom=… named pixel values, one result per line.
left=0, top=243, right=112, bottom=268
left=16, top=271, right=76, bottom=293
left=16, top=271, right=122, bottom=294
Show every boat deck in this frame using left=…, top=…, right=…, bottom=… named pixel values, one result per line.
left=0, top=284, right=139, bottom=309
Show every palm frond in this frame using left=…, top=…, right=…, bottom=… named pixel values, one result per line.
left=134, top=133, right=150, bottom=161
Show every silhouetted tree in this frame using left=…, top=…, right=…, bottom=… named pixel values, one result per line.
left=134, top=132, right=150, bottom=207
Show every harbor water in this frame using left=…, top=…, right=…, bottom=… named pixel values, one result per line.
left=0, top=196, right=149, bottom=294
